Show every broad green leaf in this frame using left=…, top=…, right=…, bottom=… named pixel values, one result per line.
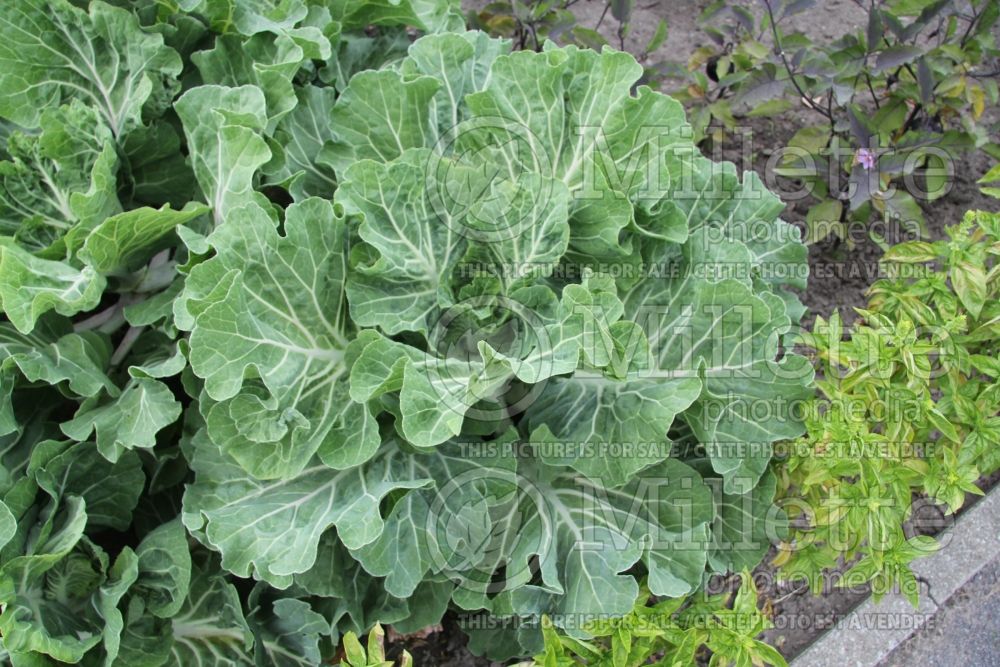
left=325, top=71, right=440, bottom=173
left=178, top=0, right=309, bottom=37
left=399, top=31, right=511, bottom=132
left=123, top=121, right=199, bottom=209
left=81, top=203, right=210, bottom=274
left=0, top=390, right=66, bottom=479
left=192, top=33, right=310, bottom=128
left=249, top=597, right=330, bottom=667
left=659, top=158, right=804, bottom=291
left=347, top=437, right=518, bottom=597
left=624, top=236, right=813, bottom=492
left=154, top=559, right=254, bottom=667
left=267, top=85, right=338, bottom=200
left=708, top=469, right=784, bottom=572
left=0, top=101, right=119, bottom=254
left=337, top=148, right=466, bottom=336
left=463, top=619, right=542, bottom=662
left=295, top=534, right=449, bottom=636
left=785, top=125, right=829, bottom=157
left=874, top=45, right=923, bottom=73
left=464, top=47, right=685, bottom=259
left=319, top=30, right=412, bottom=91
left=32, top=441, right=145, bottom=532
left=338, top=144, right=571, bottom=339
left=175, top=85, right=272, bottom=226
left=528, top=375, right=702, bottom=486
left=0, top=0, right=182, bottom=136
left=182, top=430, right=430, bottom=587
left=183, top=198, right=379, bottom=479
left=881, top=190, right=926, bottom=233
left=127, top=336, right=188, bottom=380
left=124, top=281, right=185, bottom=329
left=349, top=278, right=626, bottom=447
left=134, top=519, right=192, bottom=619
left=455, top=457, right=714, bottom=631
left=463, top=174, right=572, bottom=274
left=330, top=0, right=464, bottom=32
left=0, top=242, right=106, bottom=334
left=60, top=378, right=182, bottom=463
left=805, top=199, right=843, bottom=245
left=0, top=318, right=115, bottom=407
left=467, top=46, right=639, bottom=188
left=951, top=260, right=987, bottom=318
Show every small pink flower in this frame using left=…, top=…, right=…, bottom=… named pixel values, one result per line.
left=855, top=148, right=876, bottom=170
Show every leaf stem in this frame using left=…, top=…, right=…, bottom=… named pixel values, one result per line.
left=865, top=74, right=881, bottom=109
left=762, top=0, right=833, bottom=121
left=74, top=304, right=122, bottom=333
left=111, top=325, right=145, bottom=367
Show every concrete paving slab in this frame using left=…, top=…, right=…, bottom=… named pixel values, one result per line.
left=792, top=488, right=1000, bottom=667
left=879, top=553, right=1000, bottom=667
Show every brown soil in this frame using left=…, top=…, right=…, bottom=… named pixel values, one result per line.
left=465, top=0, right=869, bottom=70
left=713, top=112, right=998, bottom=329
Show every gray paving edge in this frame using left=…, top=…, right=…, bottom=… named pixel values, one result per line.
left=791, top=485, right=1000, bottom=667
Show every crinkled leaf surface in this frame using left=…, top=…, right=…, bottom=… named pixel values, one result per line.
left=182, top=430, right=430, bottom=587
left=267, top=85, right=339, bottom=200
left=61, top=377, right=182, bottom=462
left=175, top=85, right=271, bottom=226
left=0, top=0, right=181, bottom=135
left=451, top=457, right=714, bottom=625
left=0, top=243, right=106, bottom=334
left=0, top=14, right=812, bottom=663
left=0, top=102, right=119, bottom=253
left=182, top=198, right=378, bottom=478
left=80, top=203, right=209, bottom=274
left=623, top=235, right=813, bottom=491
left=192, top=32, right=314, bottom=128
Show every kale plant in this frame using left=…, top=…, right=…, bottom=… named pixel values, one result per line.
left=0, top=1, right=812, bottom=663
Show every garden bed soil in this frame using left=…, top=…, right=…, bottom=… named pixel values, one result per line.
left=716, top=112, right=998, bottom=329
left=383, top=2, right=1000, bottom=664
